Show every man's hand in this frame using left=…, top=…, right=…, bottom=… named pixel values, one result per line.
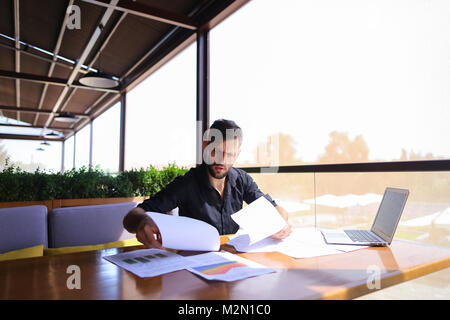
left=136, top=216, right=164, bottom=249
left=270, top=205, right=292, bottom=240
left=271, top=223, right=292, bottom=240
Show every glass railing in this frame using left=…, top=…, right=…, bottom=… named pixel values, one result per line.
left=245, top=160, right=450, bottom=248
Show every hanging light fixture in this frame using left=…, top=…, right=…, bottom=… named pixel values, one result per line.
left=44, top=131, right=61, bottom=138
left=79, top=49, right=118, bottom=88
left=36, top=147, right=45, bottom=151
left=79, top=71, right=119, bottom=88
left=40, top=141, right=50, bottom=146
left=54, top=112, right=78, bottom=123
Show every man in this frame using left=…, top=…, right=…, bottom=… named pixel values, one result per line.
left=123, top=119, right=292, bottom=249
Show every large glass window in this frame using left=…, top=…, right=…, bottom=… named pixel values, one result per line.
left=125, top=43, right=196, bottom=170
left=74, top=124, right=90, bottom=169
left=210, top=0, right=450, bottom=167
left=0, top=139, right=61, bottom=172
left=92, top=103, right=120, bottom=173
left=212, top=0, right=450, bottom=248
left=64, top=136, right=75, bottom=171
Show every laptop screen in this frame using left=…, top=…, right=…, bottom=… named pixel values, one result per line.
left=371, top=188, right=409, bottom=242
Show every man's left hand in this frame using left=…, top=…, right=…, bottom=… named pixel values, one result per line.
left=270, top=205, right=292, bottom=240
left=271, top=223, right=292, bottom=240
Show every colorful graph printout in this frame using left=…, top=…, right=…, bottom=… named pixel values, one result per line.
left=187, top=251, right=275, bottom=282
left=192, top=261, right=247, bottom=275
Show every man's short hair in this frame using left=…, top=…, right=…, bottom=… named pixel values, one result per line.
left=205, top=119, right=243, bottom=146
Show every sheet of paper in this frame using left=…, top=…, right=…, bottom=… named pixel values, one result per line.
left=227, top=227, right=367, bottom=258
left=147, top=212, right=220, bottom=251
left=186, top=251, right=276, bottom=282
left=103, top=248, right=192, bottom=278
left=231, top=196, right=287, bottom=245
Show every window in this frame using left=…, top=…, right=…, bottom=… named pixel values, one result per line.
left=210, top=0, right=450, bottom=167
left=210, top=0, right=450, bottom=248
left=0, top=139, right=61, bottom=172
left=64, top=136, right=75, bottom=171
left=125, top=43, right=196, bottom=170
left=92, top=103, right=120, bottom=173
left=74, top=124, right=90, bottom=169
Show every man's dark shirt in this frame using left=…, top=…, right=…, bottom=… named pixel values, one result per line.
left=137, top=164, right=277, bottom=235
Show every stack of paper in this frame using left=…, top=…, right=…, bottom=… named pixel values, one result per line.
left=147, top=212, right=220, bottom=251
left=227, top=196, right=367, bottom=258
left=230, top=196, right=287, bottom=244
left=227, top=227, right=367, bottom=258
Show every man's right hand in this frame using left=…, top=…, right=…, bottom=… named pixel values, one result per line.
left=123, top=207, right=163, bottom=249
left=136, top=216, right=164, bottom=249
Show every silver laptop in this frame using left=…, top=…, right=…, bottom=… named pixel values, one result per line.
left=321, top=187, right=409, bottom=246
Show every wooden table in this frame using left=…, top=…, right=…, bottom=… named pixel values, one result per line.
left=0, top=239, right=449, bottom=300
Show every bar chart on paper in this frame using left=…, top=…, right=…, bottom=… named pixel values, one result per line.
left=122, top=252, right=169, bottom=265
left=104, top=249, right=192, bottom=278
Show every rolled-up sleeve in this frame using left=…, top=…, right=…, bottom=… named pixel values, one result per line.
left=242, top=173, right=278, bottom=207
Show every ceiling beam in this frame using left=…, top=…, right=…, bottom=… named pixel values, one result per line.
left=14, top=0, right=21, bottom=121
left=0, top=105, right=90, bottom=118
left=0, top=123, right=74, bottom=132
left=118, top=0, right=212, bottom=90
left=41, top=0, right=120, bottom=134
left=34, top=0, right=75, bottom=126
left=0, top=70, right=120, bottom=93
left=0, top=42, right=78, bottom=73
left=0, top=134, right=64, bottom=142
left=82, top=0, right=197, bottom=30
left=0, top=69, right=66, bottom=85
left=56, top=11, right=128, bottom=119
left=119, top=0, right=237, bottom=92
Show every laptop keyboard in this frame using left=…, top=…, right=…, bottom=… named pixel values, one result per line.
left=344, top=230, right=383, bottom=243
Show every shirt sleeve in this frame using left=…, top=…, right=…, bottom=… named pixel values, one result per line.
left=242, top=172, right=278, bottom=207
left=137, top=175, right=186, bottom=213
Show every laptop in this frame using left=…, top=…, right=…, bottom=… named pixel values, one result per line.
left=320, top=187, right=409, bottom=246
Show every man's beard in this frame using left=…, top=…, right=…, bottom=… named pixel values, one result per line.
left=207, top=164, right=229, bottom=179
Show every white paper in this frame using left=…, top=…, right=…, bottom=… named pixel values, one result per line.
left=231, top=196, right=287, bottom=245
left=147, top=212, right=220, bottom=251
left=104, top=249, right=275, bottom=281
left=227, top=227, right=367, bottom=258
left=103, top=248, right=191, bottom=278
left=186, top=251, right=276, bottom=282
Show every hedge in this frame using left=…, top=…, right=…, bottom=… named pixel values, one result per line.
left=0, top=163, right=188, bottom=202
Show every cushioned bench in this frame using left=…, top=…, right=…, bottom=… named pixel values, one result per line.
left=48, top=202, right=139, bottom=248
left=0, top=205, right=48, bottom=254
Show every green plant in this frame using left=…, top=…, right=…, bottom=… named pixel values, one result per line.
left=0, top=162, right=188, bottom=202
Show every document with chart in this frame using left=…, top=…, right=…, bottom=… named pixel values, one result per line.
left=104, top=248, right=275, bottom=281
left=186, top=251, right=275, bottom=282
left=103, top=248, right=192, bottom=278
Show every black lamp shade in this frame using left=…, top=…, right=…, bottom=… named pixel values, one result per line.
left=54, top=112, right=78, bottom=123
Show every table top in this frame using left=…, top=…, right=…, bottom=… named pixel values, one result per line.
left=1, top=238, right=449, bottom=300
